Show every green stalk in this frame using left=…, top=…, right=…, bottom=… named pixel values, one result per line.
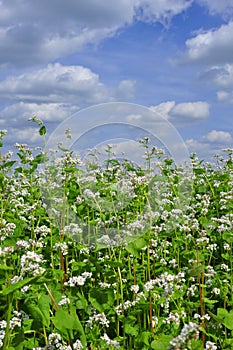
left=117, top=250, right=126, bottom=346
left=196, top=250, right=206, bottom=346
left=43, top=325, right=48, bottom=346
left=118, top=260, right=124, bottom=305
left=230, top=242, right=233, bottom=306
left=50, top=224, right=54, bottom=271
left=2, top=293, right=13, bottom=350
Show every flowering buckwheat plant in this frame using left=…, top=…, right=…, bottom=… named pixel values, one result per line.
left=0, top=122, right=232, bottom=349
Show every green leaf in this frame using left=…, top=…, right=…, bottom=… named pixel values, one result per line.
left=210, top=308, right=233, bottom=330
left=89, top=288, right=114, bottom=312
left=194, top=168, right=206, bottom=174
left=125, top=243, right=140, bottom=258
left=22, top=338, right=39, bottom=349
left=217, top=308, right=229, bottom=318
left=221, top=253, right=230, bottom=260
left=11, top=327, right=25, bottom=349
left=140, top=331, right=151, bottom=346
left=151, top=335, right=173, bottom=349
left=223, top=311, right=233, bottom=330
left=190, top=340, right=204, bottom=349
left=223, top=232, right=233, bottom=243
left=106, top=261, right=123, bottom=268
left=31, top=154, right=47, bottom=166
left=24, top=300, right=46, bottom=326
left=0, top=265, right=14, bottom=271
left=52, top=306, right=86, bottom=346
left=0, top=172, right=4, bottom=185
left=126, top=237, right=147, bottom=258
left=204, top=297, right=218, bottom=305
left=39, top=125, right=46, bottom=136
left=223, top=338, right=233, bottom=348
left=1, top=276, right=43, bottom=295
left=38, top=294, right=51, bottom=327
left=133, top=237, right=147, bottom=249
left=14, top=166, right=23, bottom=173
left=124, top=323, right=139, bottom=336
left=1, top=160, right=16, bottom=169
left=76, top=292, right=88, bottom=311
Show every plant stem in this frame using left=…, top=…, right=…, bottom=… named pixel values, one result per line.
left=2, top=293, right=13, bottom=350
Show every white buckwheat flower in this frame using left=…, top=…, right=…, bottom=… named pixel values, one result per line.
left=130, top=284, right=139, bottom=293
left=205, top=340, right=217, bottom=350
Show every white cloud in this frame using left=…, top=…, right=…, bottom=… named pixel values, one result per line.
left=183, top=21, right=233, bottom=64
left=186, top=138, right=209, bottom=151
left=9, top=126, right=42, bottom=144
left=203, top=130, right=233, bottom=143
left=92, top=139, right=146, bottom=167
left=0, top=0, right=193, bottom=67
left=0, top=63, right=134, bottom=104
left=135, top=0, right=192, bottom=25
left=169, top=101, right=210, bottom=120
left=116, top=80, right=136, bottom=100
left=150, top=101, right=175, bottom=119
left=217, top=90, right=233, bottom=103
left=186, top=129, right=233, bottom=160
left=185, top=137, right=219, bottom=162
left=0, top=0, right=134, bottom=67
left=0, top=102, right=79, bottom=126
left=200, top=64, right=233, bottom=104
left=126, top=114, right=143, bottom=122
left=150, top=101, right=210, bottom=123
left=197, top=0, right=233, bottom=17
left=200, top=64, right=233, bottom=88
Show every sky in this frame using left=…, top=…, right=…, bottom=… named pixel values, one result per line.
left=0, top=0, right=233, bottom=163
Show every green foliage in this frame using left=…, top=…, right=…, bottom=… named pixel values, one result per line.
left=0, top=126, right=232, bottom=349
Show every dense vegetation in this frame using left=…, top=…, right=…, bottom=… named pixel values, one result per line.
left=0, top=121, right=232, bottom=349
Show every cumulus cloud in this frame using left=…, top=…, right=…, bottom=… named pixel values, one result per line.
left=203, top=130, right=233, bottom=143
left=134, top=0, right=192, bottom=25
left=197, top=0, right=233, bottom=17
left=0, top=102, right=79, bottom=126
left=217, top=90, right=233, bottom=103
left=150, top=101, right=175, bottom=120
left=116, top=80, right=136, bottom=100
left=0, top=63, right=135, bottom=104
left=199, top=64, right=233, bottom=104
left=0, top=0, right=133, bottom=67
left=1, top=0, right=232, bottom=70
left=169, top=101, right=210, bottom=120
left=7, top=126, right=42, bottom=144
left=150, top=101, right=210, bottom=124
left=181, top=21, right=233, bottom=65
left=186, top=138, right=209, bottom=151
left=0, top=0, right=192, bottom=67
left=200, top=64, right=233, bottom=88
left=186, top=129, right=233, bottom=160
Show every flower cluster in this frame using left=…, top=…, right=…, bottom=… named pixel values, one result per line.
left=0, top=130, right=232, bottom=349
left=169, top=322, right=199, bottom=349
left=20, top=251, right=46, bottom=277
left=34, top=333, right=84, bottom=350
left=115, top=292, right=146, bottom=315
left=86, top=312, right=110, bottom=328
left=58, top=295, right=71, bottom=306
left=65, top=272, right=92, bottom=287
left=0, top=220, right=16, bottom=241
left=100, top=333, right=120, bottom=348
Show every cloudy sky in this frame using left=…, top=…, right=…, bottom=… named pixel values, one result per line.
left=0, top=0, right=233, bottom=162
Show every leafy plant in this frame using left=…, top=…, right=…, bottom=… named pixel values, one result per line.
left=0, top=123, right=232, bottom=349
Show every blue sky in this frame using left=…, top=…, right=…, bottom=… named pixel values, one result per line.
left=0, top=0, right=233, bottom=162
